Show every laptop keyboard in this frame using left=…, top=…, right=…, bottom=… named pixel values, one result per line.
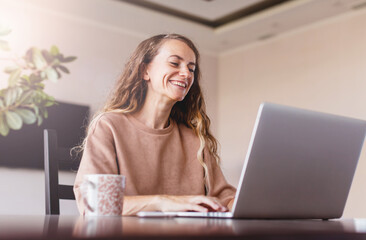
left=137, top=211, right=233, bottom=218
left=176, top=211, right=233, bottom=218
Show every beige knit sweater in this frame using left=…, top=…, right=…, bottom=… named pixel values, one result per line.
left=74, top=112, right=236, bottom=214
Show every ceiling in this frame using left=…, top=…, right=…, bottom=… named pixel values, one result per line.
left=119, top=0, right=291, bottom=28
left=117, top=0, right=366, bottom=53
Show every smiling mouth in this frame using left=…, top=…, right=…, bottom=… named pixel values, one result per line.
left=169, top=80, right=187, bottom=88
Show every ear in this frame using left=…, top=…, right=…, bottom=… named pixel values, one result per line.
left=142, top=64, right=150, bottom=81
left=143, top=71, right=150, bottom=81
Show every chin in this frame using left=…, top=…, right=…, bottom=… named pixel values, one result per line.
left=169, top=93, right=187, bottom=102
left=176, top=94, right=188, bottom=102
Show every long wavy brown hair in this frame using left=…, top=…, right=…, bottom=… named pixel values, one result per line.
left=82, top=34, right=219, bottom=188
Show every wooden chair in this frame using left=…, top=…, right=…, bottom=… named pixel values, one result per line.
left=44, top=129, right=80, bottom=215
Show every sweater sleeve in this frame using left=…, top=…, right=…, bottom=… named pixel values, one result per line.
left=205, top=150, right=237, bottom=207
left=73, top=115, right=119, bottom=215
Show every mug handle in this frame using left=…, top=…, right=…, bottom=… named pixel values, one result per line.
left=80, top=180, right=96, bottom=213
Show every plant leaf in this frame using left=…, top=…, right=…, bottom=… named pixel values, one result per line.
left=44, top=100, right=55, bottom=107
left=0, top=114, right=10, bottom=136
left=29, top=73, right=42, bottom=83
left=57, top=65, right=70, bottom=74
left=42, top=50, right=54, bottom=64
left=33, top=105, right=39, bottom=116
left=37, top=115, right=43, bottom=126
left=45, top=67, right=58, bottom=82
left=32, top=48, right=47, bottom=70
left=0, top=40, right=10, bottom=51
left=5, top=110, right=23, bottom=130
left=14, top=108, right=36, bottom=125
left=4, top=66, right=18, bottom=74
left=4, top=87, right=22, bottom=106
left=8, top=68, right=21, bottom=86
left=43, top=109, right=48, bottom=118
left=40, top=71, right=46, bottom=79
left=50, top=45, right=59, bottom=56
left=24, top=48, right=33, bottom=63
left=21, top=74, right=30, bottom=81
left=55, top=68, right=61, bottom=78
left=61, top=56, right=77, bottom=63
left=19, top=90, right=34, bottom=104
left=4, top=89, right=14, bottom=106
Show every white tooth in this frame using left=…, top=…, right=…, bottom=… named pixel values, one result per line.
left=172, top=81, right=185, bottom=87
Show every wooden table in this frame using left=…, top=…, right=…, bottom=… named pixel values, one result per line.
left=1, top=215, right=366, bottom=239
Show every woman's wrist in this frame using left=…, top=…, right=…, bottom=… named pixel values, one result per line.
left=123, top=195, right=163, bottom=215
left=149, top=195, right=161, bottom=211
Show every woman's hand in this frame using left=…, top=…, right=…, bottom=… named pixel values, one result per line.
left=122, top=195, right=228, bottom=216
left=156, top=195, right=228, bottom=213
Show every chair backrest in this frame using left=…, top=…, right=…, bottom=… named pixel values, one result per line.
left=44, top=129, right=80, bottom=215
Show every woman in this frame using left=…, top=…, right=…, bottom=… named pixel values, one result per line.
left=74, top=34, right=236, bottom=215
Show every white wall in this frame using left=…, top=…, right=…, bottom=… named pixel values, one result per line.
left=0, top=0, right=218, bottom=215
left=218, top=8, right=366, bottom=218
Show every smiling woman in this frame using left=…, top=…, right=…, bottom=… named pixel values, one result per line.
left=73, top=34, right=236, bottom=216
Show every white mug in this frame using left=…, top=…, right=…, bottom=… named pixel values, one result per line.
left=80, top=174, right=126, bottom=216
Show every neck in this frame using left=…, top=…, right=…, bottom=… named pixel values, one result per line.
left=132, top=93, right=175, bottom=130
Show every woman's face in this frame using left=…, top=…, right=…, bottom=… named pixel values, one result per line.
left=143, top=39, right=196, bottom=103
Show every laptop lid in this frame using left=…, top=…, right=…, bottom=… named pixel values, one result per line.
left=232, top=103, right=366, bottom=219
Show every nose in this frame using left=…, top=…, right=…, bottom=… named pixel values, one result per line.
left=179, top=66, right=191, bottom=78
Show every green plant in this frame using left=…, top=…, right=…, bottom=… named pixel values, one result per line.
left=0, top=25, right=77, bottom=136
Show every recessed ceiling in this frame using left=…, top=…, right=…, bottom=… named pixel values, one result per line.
left=119, top=0, right=291, bottom=28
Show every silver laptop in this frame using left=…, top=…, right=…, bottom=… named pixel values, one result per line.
left=138, top=102, right=366, bottom=219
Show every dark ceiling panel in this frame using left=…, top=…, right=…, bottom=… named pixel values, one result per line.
left=117, top=0, right=293, bottom=28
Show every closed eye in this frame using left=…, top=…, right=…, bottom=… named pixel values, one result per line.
left=170, top=62, right=195, bottom=73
